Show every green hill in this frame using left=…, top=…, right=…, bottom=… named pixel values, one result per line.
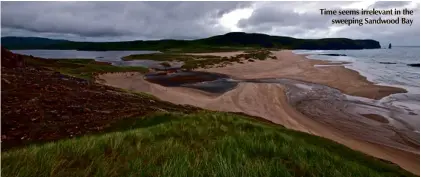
left=1, top=32, right=381, bottom=51
left=2, top=112, right=415, bottom=177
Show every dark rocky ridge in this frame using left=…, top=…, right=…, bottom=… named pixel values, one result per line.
left=318, top=54, right=347, bottom=56
left=380, top=62, right=397, bottom=64
left=407, top=63, right=420, bottom=67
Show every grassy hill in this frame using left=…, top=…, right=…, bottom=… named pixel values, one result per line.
left=2, top=112, right=415, bottom=177
left=1, top=32, right=381, bottom=51
left=1, top=49, right=414, bottom=177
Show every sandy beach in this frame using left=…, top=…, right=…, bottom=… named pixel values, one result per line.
left=196, top=50, right=406, bottom=100
left=98, top=50, right=419, bottom=174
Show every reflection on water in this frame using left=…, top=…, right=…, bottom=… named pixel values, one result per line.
left=12, top=49, right=161, bottom=67
left=294, top=48, right=420, bottom=119
left=147, top=71, right=420, bottom=135
left=145, top=71, right=230, bottom=87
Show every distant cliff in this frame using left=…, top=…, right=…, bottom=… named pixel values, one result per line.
left=1, top=32, right=381, bottom=51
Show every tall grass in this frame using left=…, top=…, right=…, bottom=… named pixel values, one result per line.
left=2, top=112, right=415, bottom=177
left=25, top=58, right=149, bottom=80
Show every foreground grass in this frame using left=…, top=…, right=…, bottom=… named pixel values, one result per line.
left=25, top=58, right=148, bottom=80
left=2, top=112, right=414, bottom=177
left=123, top=49, right=277, bottom=70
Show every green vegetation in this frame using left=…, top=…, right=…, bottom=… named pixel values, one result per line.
left=2, top=112, right=414, bottom=177
left=123, top=49, right=277, bottom=70
left=25, top=58, right=148, bottom=80
left=122, top=53, right=221, bottom=61
left=2, top=32, right=381, bottom=51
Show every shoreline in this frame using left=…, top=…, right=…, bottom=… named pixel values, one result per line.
left=97, top=50, right=419, bottom=175
left=196, top=50, right=407, bottom=100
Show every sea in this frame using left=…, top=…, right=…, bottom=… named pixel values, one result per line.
left=293, top=47, right=420, bottom=118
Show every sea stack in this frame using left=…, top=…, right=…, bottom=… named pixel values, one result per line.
left=388, top=43, right=392, bottom=49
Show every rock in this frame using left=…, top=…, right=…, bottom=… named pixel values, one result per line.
left=319, top=54, right=347, bottom=56
left=409, top=112, right=418, bottom=115
left=407, top=63, right=420, bottom=67
left=379, top=62, right=396, bottom=64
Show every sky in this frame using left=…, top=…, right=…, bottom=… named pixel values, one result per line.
left=1, top=1, right=420, bottom=46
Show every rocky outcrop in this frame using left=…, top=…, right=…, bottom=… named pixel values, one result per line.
left=319, top=54, right=347, bottom=56
left=407, top=63, right=420, bottom=67
left=380, top=62, right=397, bottom=64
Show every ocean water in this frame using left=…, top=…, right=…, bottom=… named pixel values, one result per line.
left=293, top=47, right=420, bottom=116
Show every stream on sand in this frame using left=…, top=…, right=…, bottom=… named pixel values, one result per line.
left=145, top=71, right=420, bottom=151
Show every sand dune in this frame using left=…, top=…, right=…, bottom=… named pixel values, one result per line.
left=98, top=50, right=419, bottom=175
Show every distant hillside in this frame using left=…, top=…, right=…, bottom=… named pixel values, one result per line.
left=1, top=32, right=381, bottom=51
left=197, top=32, right=381, bottom=50
left=1, top=36, right=70, bottom=49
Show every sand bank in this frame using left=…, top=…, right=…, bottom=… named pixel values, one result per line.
left=197, top=50, right=406, bottom=100
left=97, top=50, right=419, bottom=174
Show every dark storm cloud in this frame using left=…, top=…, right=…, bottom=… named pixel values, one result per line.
left=1, top=1, right=251, bottom=40
left=1, top=1, right=419, bottom=45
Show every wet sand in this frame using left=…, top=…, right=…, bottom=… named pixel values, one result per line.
left=97, top=50, right=419, bottom=175
left=197, top=50, right=406, bottom=100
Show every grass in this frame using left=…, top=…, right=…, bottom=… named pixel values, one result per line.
left=122, top=53, right=221, bottom=61
left=25, top=58, right=149, bottom=80
left=160, top=46, right=254, bottom=53
left=122, top=49, right=277, bottom=70
left=2, top=112, right=415, bottom=177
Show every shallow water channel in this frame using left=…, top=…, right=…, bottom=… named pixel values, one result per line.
left=145, top=71, right=419, bottom=150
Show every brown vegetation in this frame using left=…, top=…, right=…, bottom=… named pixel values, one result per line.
left=1, top=48, right=199, bottom=150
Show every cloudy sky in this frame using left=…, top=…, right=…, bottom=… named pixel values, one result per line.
left=1, top=1, right=419, bottom=46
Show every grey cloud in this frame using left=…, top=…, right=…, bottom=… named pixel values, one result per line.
left=369, top=1, right=411, bottom=9
left=237, top=1, right=420, bottom=45
left=1, top=1, right=251, bottom=40
left=238, top=2, right=353, bottom=34
left=1, top=1, right=419, bottom=46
